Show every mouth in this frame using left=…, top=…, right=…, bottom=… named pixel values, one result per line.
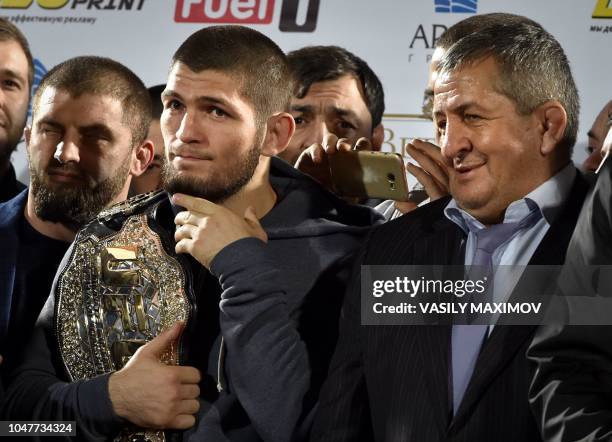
left=47, top=169, right=85, bottom=184
left=453, top=160, right=486, bottom=178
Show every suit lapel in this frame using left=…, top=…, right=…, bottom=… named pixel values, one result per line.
left=451, top=172, right=589, bottom=427
left=413, top=217, right=465, bottom=430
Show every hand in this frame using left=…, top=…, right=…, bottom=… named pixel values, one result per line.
left=404, top=139, right=449, bottom=201
left=295, top=134, right=370, bottom=190
left=173, top=193, right=267, bottom=269
left=108, top=323, right=201, bottom=429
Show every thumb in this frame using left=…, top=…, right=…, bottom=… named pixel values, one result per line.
left=139, top=322, right=184, bottom=359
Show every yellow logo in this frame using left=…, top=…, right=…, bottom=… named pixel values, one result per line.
left=0, top=0, right=68, bottom=8
left=593, top=0, right=612, bottom=18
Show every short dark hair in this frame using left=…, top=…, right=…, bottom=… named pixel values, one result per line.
left=287, top=45, right=385, bottom=129
left=438, top=14, right=579, bottom=155
left=33, top=56, right=152, bottom=147
left=0, top=18, right=33, bottom=89
left=172, top=25, right=292, bottom=127
left=148, top=84, right=165, bottom=120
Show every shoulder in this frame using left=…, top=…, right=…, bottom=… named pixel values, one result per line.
left=0, top=189, right=28, bottom=229
left=361, top=196, right=460, bottom=262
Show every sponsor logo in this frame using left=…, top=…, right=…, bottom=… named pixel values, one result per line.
left=593, top=0, right=612, bottom=18
left=28, top=58, right=47, bottom=118
left=0, top=0, right=147, bottom=11
left=175, top=0, right=320, bottom=32
left=435, top=0, right=477, bottom=14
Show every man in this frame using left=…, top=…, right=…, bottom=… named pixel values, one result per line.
left=0, top=18, right=33, bottom=202
left=130, top=84, right=166, bottom=195
left=279, top=45, right=385, bottom=167
left=311, top=14, right=588, bottom=442
left=3, top=26, right=378, bottom=441
left=0, top=56, right=152, bottom=373
left=289, top=45, right=448, bottom=214
left=528, top=127, right=612, bottom=441
left=582, top=100, right=612, bottom=173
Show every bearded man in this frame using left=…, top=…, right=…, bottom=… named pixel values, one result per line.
left=2, top=26, right=379, bottom=442
left=0, top=56, right=153, bottom=380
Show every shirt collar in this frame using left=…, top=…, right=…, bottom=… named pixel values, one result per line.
left=444, top=163, right=576, bottom=233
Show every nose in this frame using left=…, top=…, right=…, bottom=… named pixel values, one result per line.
left=440, top=119, right=471, bottom=164
left=55, top=134, right=80, bottom=165
left=302, top=120, right=331, bottom=148
left=176, top=111, right=202, bottom=144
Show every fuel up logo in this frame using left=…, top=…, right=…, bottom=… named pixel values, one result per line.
left=434, top=0, right=477, bottom=14
left=175, top=0, right=320, bottom=32
left=593, top=0, right=612, bottom=18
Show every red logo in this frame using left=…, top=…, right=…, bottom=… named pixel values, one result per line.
left=175, top=0, right=275, bottom=24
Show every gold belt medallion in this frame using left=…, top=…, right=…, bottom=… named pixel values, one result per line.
left=56, top=212, right=190, bottom=442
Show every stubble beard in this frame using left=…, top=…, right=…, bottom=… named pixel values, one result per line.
left=29, top=156, right=131, bottom=230
left=162, top=141, right=262, bottom=204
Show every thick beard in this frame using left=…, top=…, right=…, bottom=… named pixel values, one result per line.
left=29, top=158, right=131, bottom=230
left=162, top=141, right=262, bottom=204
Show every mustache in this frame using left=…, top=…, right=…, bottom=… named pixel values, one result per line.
left=46, top=162, right=86, bottom=177
left=169, top=145, right=213, bottom=161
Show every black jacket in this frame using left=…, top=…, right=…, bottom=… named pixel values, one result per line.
left=2, top=158, right=381, bottom=442
left=311, top=172, right=588, bottom=442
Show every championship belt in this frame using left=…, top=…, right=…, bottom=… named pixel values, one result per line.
left=54, top=191, right=194, bottom=442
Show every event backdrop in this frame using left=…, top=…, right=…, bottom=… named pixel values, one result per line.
left=3, top=0, right=611, bottom=187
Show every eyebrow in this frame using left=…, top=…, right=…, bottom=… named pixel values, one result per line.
left=162, top=89, right=232, bottom=109
left=290, top=104, right=313, bottom=114
left=587, top=130, right=598, bottom=141
left=79, top=124, right=114, bottom=139
left=434, top=101, right=488, bottom=116
left=36, top=118, right=63, bottom=130
left=0, top=68, right=26, bottom=85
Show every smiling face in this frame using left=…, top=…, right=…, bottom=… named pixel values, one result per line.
left=160, top=63, right=263, bottom=203
left=434, top=58, right=551, bottom=223
left=26, top=88, right=135, bottom=227
left=280, top=74, right=377, bottom=164
left=0, top=39, right=30, bottom=163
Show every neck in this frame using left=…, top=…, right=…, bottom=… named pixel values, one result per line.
left=221, top=157, right=276, bottom=218
left=24, top=189, right=76, bottom=243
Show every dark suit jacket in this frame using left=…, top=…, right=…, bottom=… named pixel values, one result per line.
left=528, top=161, right=612, bottom=442
left=311, top=172, right=588, bottom=442
left=0, top=190, right=28, bottom=346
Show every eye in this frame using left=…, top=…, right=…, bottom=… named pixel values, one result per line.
left=211, top=107, right=227, bottom=117
left=436, top=119, right=447, bottom=134
left=586, top=146, right=595, bottom=154
left=464, top=113, right=482, bottom=122
left=2, top=79, right=20, bottom=90
left=165, top=99, right=183, bottom=112
left=293, top=116, right=305, bottom=125
left=338, top=120, right=356, bottom=130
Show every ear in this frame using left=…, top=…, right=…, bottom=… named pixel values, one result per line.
left=370, top=123, right=384, bottom=152
left=260, top=112, right=296, bottom=157
left=536, top=101, right=567, bottom=156
left=130, top=139, right=154, bottom=177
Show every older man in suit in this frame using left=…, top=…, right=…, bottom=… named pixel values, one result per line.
left=311, top=14, right=588, bottom=442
